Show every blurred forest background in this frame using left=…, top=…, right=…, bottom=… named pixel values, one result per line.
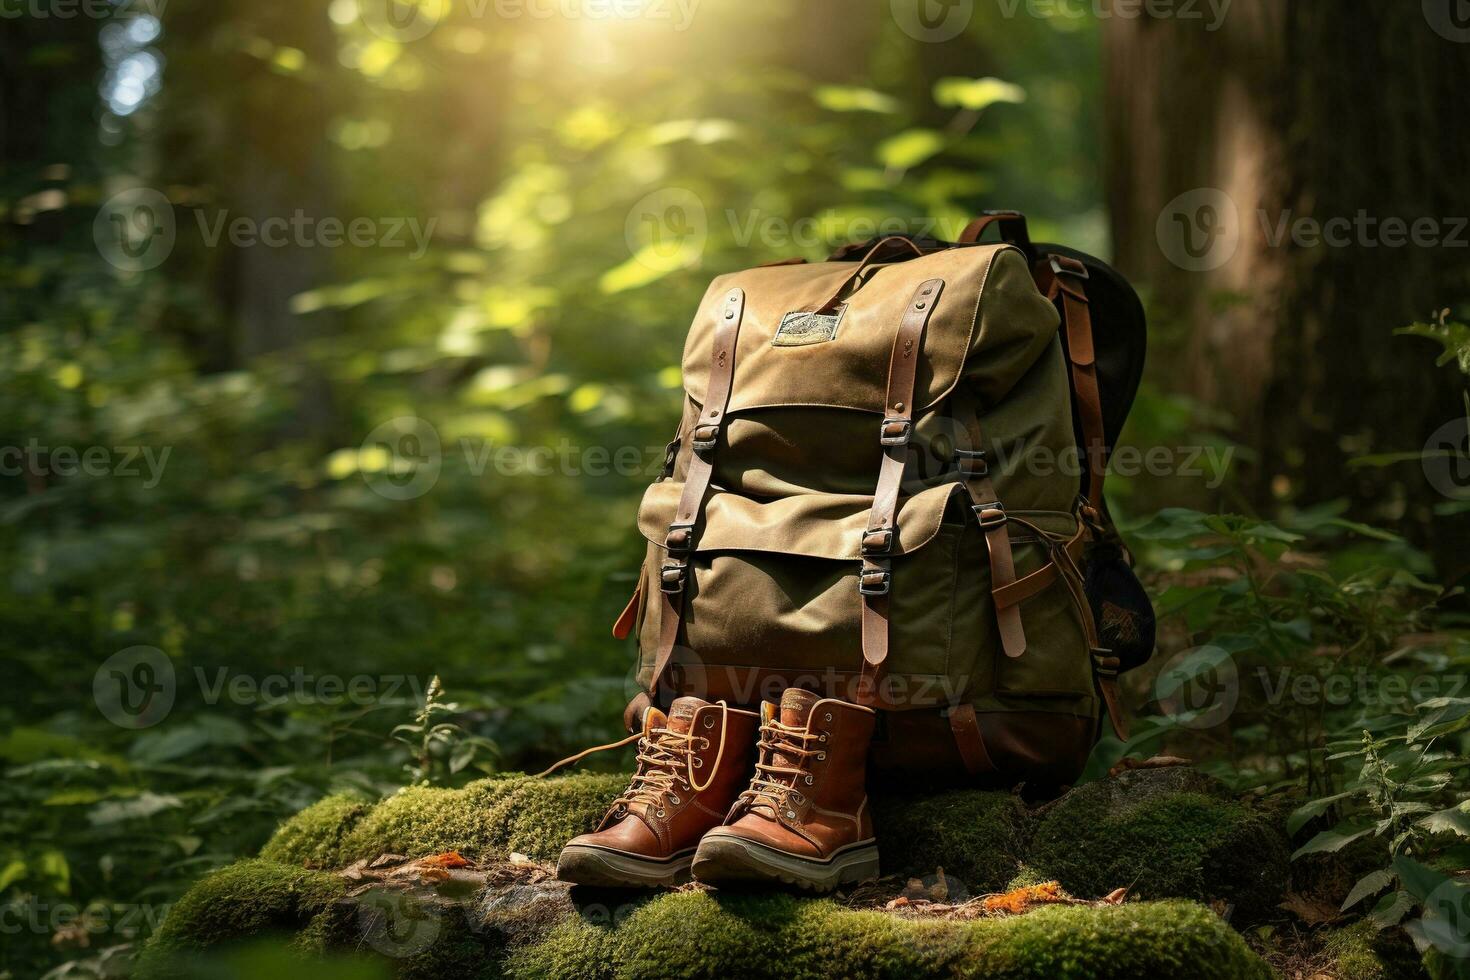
left=2, top=1, right=1469, bottom=977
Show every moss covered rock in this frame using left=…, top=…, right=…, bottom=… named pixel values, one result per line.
left=262, top=793, right=375, bottom=868
left=142, top=766, right=1291, bottom=979
left=506, top=891, right=1270, bottom=980
left=1025, top=767, right=1290, bottom=915
left=871, top=788, right=1032, bottom=893
left=134, top=860, right=348, bottom=978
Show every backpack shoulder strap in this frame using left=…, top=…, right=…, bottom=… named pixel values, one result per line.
left=1037, top=254, right=1107, bottom=506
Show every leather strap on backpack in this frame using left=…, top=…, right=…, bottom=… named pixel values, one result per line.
left=1037, top=254, right=1107, bottom=506
left=648, top=286, right=747, bottom=694
left=858, top=278, right=945, bottom=698
left=953, top=385, right=1027, bottom=660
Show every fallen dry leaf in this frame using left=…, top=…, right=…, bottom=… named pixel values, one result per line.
left=1100, top=887, right=1129, bottom=905
left=980, top=881, right=1068, bottom=915
left=419, top=851, right=472, bottom=869
left=1278, top=891, right=1346, bottom=926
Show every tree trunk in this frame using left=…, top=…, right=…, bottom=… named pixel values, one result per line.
left=1104, top=1, right=1470, bottom=564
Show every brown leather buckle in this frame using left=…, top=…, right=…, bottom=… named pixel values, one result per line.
left=1050, top=255, right=1090, bottom=280
left=691, top=423, right=720, bottom=455
left=859, top=565, right=891, bottom=597
left=1091, top=648, right=1119, bottom=678
left=861, top=528, right=893, bottom=556
left=664, top=522, right=694, bottom=555
left=660, top=560, right=687, bottom=594
left=879, top=418, right=912, bottom=447
left=974, top=502, right=1008, bottom=530
left=954, top=449, right=988, bottom=476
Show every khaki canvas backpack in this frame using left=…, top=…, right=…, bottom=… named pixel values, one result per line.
left=611, top=212, right=1154, bottom=789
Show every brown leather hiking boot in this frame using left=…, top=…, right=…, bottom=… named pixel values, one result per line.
left=691, top=690, right=878, bottom=892
left=557, top=697, right=758, bottom=887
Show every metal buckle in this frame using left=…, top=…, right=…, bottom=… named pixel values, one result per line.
left=861, top=528, right=893, bottom=556
left=1050, top=255, right=1090, bottom=280
left=664, top=522, right=695, bottom=555
left=859, top=565, right=891, bottom=597
left=953, top=448, right=988, bottom=476
left=879, top=418, right=912, bottom=447
left=660, top=561, right=687, bottom=594
left=974, top=501, right=1008, bottom=530
left=691, top=423, right=720, bottom=454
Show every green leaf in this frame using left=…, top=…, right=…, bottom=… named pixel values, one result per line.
left=1369, top=889, right=1414, bottom=929
left=1292, top=822, right=1374, bottom=860
left=1420, top=802, right=1470, bottom=838
left=876, top=129, right=945, bottom=171
left=1342, top=869, right=1395, bottom=911
left=813, top=85, right=900, bottom=114
left=1288, top=791, right=1356, bottom=836
left=933, top=76, right=1027, bottom=111
left=1396, top=320, right=1470, bottom=376
left=0, top=859, right=26, bottom=893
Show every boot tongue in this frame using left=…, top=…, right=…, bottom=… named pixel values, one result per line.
left=641, top=707, right=669, bottom=737
left=665, top=696, right=709, bottom=735
left=779, top=689, right=819, bottom=728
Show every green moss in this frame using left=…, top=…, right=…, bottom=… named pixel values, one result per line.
left=1028, top=775, right=1289, bottom=914
left=873, top=789, right=1032, bottom=891
left=134, top=860, right=348, bottom=979
left=340, top=773, right=627, bottom=863
left=1325, top=921, right=1388, bottom=980
left=504, top=892, right=1270, bottom=980
left=262, top=793, right=375, bottom=868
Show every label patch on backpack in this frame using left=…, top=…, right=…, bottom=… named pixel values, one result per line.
left=773, top=307, right=845, bottom=347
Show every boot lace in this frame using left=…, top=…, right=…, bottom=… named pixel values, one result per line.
left=608, top=728, right=708, bottom=815
left=738, top=720, right=820, bottom=814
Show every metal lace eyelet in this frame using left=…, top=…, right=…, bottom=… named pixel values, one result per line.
left=823, top=713, right=832, bottom=722
left=669, top=794, right=680, bottom=805
left=819, top=733, right=827, bottom=742
left=786, top=810, right=796, bottom=819
left=818, top=753, right=827, bottom=761
left=656, top=808, right=667, bottom=818
left=805, top=775, right=813, bottom=784
left=703, top=716, right=715, bottom=729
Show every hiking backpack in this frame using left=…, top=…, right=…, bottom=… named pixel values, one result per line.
left=611, top=211, right=1155, bottom=788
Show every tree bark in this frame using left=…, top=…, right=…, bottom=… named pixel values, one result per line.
left=1104, top=1, right=1470, bottom=561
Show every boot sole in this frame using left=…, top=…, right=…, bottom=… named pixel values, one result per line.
left=691, top=832, right=879, bottom=892
left=556, top=844, right=695, bottom=888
